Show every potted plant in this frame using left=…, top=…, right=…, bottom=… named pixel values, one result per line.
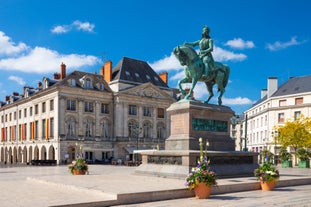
left=279, top=148, right=292, bottom=168
left=296, top=148, right=310, bottom=168
left=68, top=157, right=88, bottom=175
left=185, top=138, right=217, bottom=199
left=254, top=161, right=280, bottom=191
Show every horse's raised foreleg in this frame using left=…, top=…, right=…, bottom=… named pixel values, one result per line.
left=203, top=81, right=214, bottom=104
left=178, top=77, right=191, bottom=96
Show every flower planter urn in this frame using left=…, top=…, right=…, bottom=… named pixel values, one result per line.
left=298, top=160, right=310, bottom=168
left=73, top=170, right=87, bottom=175
left=194, top=183, right=211, bottom=199
left=260, top=180, right=276, bottom=191
left=281, top=160, right=292, bottom=168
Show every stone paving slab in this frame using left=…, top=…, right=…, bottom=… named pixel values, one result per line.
left=0, top=164, right=310, bottom=207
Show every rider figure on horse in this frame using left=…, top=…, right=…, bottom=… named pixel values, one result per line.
left=184, top=25, right=215, bottom=79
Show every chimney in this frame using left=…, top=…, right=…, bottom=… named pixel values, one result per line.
left=101, top=61, right=112, bottom=83
left=5, top=96, right=10, bottom=101
left=38, top=82, right=42, bottom=88
left=158, top=72, right=168, bottom=84
left=60, top=63, right=66, bottom=79
left=261, top=89, right=267, bottom=99
left=267, top=77, right=278, bottom=98
left=13, top=92, right=19, bottom=96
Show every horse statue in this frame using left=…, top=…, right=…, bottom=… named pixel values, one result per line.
left=173, top=45, right=230, bottom=105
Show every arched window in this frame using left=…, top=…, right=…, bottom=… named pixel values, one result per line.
left=157, top=122, right=165, bottom=140
left=101, top=119, right=109, bottom=138
left=66, top=117, right=76, bottom=138
left=128, top=120, right=139, bottom=138
left=85, top=119, right=93, bottom=137
left=143, top=121, right=152, bottom=138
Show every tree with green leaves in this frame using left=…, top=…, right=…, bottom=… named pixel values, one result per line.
left=276, top=116, right=311, bottom=165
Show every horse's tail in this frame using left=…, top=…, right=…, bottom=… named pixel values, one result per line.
left=223, top=65, right=230, bottom=88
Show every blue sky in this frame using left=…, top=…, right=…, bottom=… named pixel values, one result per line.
left=0, top=0, right=310, bottom=114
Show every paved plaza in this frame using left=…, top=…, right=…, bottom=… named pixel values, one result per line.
left=0, top=164, right=311, bottom=207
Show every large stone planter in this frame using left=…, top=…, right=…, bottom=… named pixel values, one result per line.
left=298, top=160, right=310, bottom=168
left=281, top=160, right=292, bottom=168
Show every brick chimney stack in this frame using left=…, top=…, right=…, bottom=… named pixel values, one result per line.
left=158, top=72, right=168, bottom=84
left=100, top=61, right=112, bottom=83
left=60, top=63, right=66, bottom=79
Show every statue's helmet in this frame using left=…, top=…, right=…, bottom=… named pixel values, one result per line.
left=202, top=25, right=210, bottom=34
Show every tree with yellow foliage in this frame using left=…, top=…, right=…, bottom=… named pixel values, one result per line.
left=276, top=116, right=311, bottom=165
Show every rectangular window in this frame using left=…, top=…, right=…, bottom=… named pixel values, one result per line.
left=42, top=102, right=46, bottom=113
left=294, top=111, right=301, bottom=120
left=101, top=103, right=109, bottom=114
left=24, top=123, right=27, bottom=141
left=295, top=97, right=303, bottom=105
left=143, top=107, right=152, bottom=117
left=50, top=117, right=54, bottom=138
left=30, top=107, right=33, bottom=116
left=42, top=119, right=46, bottom=138
left=157, top=108, right=165, bottom=118
left=19, top=110, right=21, bottom=119
left=84, top=102, right=94, bottom=112
left=35, top=104, right=38, bottom=115
left=66, top=100, right=76, bottom=111
left=24, top=108, right=27, bottom=118
left=278, top=113, right=284, bottom=123
left=35, top=121, right=38, bottom=139
left=50, top=99, right=54, bottom=111
left=129, top=105, right=137, bottom=115
left=14, top=112, right=16, bottom=120
left=279, top=100, right=286, bottom=107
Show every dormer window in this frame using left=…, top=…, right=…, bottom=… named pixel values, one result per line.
left=96, top=83, right=105, bottom=91
left=68, top=79, right=76, bottom=87
left=85, top=78, right=92, bottom=88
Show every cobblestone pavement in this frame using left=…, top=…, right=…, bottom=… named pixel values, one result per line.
left=113, top=184, right=311, bottom=207
left=0, top=164, right=310, bottom=207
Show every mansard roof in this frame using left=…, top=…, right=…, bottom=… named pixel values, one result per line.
left=45, top=71, right=111, bottom=92
left=271, top=75, right=311, bottom=97
left=251, top=74, right=311, bottom=108
left=111, top=57, right=168, bottom=88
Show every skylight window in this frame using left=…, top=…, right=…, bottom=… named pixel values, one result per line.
left=135, top=73, right=140, bottom=78
left=146, top=75, right=151, bottom=80
left=125, top=71, right=130, bottom=76
left=154, top=76, right=159, bottom=81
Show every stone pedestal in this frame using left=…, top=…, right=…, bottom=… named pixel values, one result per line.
left=165, top=101, right=235, bottom=151
left=135, top=101, right=259, bottom=178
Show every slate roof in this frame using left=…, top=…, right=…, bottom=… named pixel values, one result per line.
left=251, top=74, right=311, bottom=108
left=111, top=57, right=168, bottom=88
left=47, top=71, right=112, bottom=92
left=272, top=75, right=311, bottom=97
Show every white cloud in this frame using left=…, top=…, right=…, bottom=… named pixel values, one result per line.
left=0, top=31, right=100, bottom=73
left=222, top=97, right=255, bottom=105
left=8, top=76, right=26, bottom=85
left=0, top=46, right=100, bottom=73
left=213, top=46, right=247, bottom=62
left=51, top=26, right=69, bottom=34
left=51, top=20, right=95, bottom=34
left=148, top=53, right=182, bottom=72
left=73, top=20, right=95, bottom=32
left=170, top=70, right=185, bottom=81
left=225, top=38, right=255, bottom=49
left=266, top=36, right=307, bottom=51
left=0, top=31, right=28, bottom=56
